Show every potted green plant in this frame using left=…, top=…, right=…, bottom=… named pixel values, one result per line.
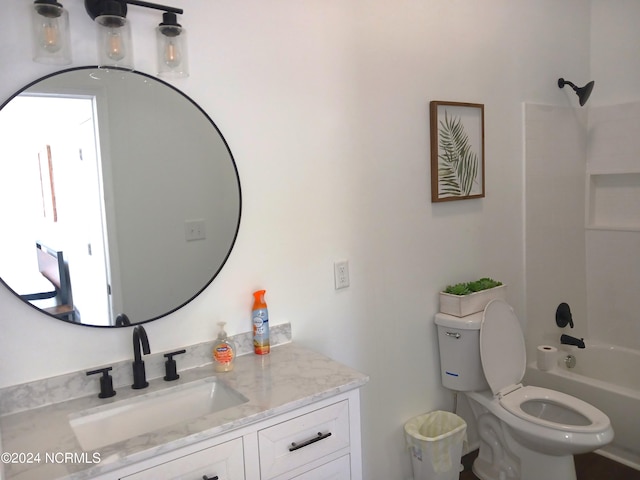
left=439, top=277, right=506, bottom=317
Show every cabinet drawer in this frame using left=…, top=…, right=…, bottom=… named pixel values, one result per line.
left=122, top=437, right=244, bottom=480
left=289, top=455, right=350, bottom=480
left=258, top=400, right=350, bottom=479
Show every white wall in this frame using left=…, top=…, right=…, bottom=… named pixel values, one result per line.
left=0, top=1, right=591, bottom=478
left=590, top=0, right=640, bottom=107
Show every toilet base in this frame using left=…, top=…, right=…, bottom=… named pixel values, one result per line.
left=472, top=452, right=576, bottom=480
left=472, top=420, right=578, bottom=480
left=469, top=405, right=578, bottom=480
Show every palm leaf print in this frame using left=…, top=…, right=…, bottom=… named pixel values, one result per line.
left=437, top=110, right=479, bottom=197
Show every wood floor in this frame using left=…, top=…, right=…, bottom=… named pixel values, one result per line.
left=459, top=450, right=640, bottom=480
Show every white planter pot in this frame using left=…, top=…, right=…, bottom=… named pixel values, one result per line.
left=439, top=285, right=507, bottom=317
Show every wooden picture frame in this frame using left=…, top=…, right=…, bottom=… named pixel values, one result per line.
left=430, top=101, right=485, bottom=202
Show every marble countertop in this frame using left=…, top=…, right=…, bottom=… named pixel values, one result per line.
left=0, top=343, right=368, bottom=480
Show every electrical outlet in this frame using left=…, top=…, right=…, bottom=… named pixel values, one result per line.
left=184, top=219, right=206, bottom=241
left=334, top=260, right=350, bottom=289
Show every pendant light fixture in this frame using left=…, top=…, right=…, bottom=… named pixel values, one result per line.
left=86, top=0, right=134, bottom=70
left=32, top=0, right=189, bottom=75
left=30, top=0, right=72, bottom=65
left=156, top=12, right=189, bottom=78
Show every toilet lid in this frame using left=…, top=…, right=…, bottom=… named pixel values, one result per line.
left=480, top=299, right=526, bottom=395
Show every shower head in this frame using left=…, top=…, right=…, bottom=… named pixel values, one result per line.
left=558, top=78, right=595, bottom=106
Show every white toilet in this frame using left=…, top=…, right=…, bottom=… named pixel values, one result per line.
left=434, top=299, right=613, bottom=480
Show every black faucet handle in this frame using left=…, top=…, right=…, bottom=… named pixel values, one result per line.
left=556, top=302, right=574, bottom=328
left=164, top=349, right=186, bottom=381
left=87, top=367, right=116, bottom=399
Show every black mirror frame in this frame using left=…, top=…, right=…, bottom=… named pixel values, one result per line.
left=0, top=66, right=242, bottom=328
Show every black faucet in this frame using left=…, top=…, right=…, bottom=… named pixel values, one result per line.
left=115, top=313, right=131, bottom=326
left=132, top=325, right=151, bottom=389
left=561, top=334, right=585, bottom=349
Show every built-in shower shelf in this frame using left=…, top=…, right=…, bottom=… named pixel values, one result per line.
left=586, top=170, right=640, bottom=231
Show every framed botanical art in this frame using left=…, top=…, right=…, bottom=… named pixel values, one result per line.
left=430, top=101, right=485, bottom=202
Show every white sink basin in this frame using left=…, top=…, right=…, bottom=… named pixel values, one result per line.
left=69, top=377, right=248, bottom=451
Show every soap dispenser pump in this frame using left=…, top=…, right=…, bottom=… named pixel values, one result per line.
left=213, top=322, right=236, bottom=372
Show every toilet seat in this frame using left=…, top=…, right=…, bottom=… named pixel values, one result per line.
left=479, top=299, right=526, bottom=396
left=499, top=385, right=611, bottom=433
left=479, top=300, right=608, bottom=433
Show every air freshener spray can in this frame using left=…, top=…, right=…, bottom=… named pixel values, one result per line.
left=252, top=289, right=270, bottom=355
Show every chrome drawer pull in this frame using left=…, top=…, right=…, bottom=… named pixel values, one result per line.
left=445, top=331, right=461, bottom=339
left=288, top=431, right=332, bottom=452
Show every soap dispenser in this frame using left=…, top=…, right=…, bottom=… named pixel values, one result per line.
left=213, top=322, right=236, bottom=372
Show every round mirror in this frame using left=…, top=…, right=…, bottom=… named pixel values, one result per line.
left=0, top=67, right=241, bottom=327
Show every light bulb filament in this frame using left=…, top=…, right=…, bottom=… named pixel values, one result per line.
left=107, top=31, right=125, bottom=61
left=40, top=19, right=61, bottom=52
left=164, top=40, right=181, bottom=67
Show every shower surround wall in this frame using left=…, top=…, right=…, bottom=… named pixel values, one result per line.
left=524, top=104, right=588, bottom=356
left=524, top=101, right=640, bottom=355
left=586, top=102, right=640, bottom=350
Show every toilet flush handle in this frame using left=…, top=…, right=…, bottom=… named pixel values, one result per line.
left=445, top=331, right=461, bottom=339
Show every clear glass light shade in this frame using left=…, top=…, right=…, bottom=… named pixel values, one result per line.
left=96, top=15, right=134, bottom=70
left=30, top=1, right=71, bottom=65
left=156, top=26, right=189, bottom=78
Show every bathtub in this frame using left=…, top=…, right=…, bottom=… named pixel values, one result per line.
left=524, top=342, right=640, bottom=471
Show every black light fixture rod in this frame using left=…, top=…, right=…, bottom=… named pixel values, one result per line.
left=125, top=0, right=183, bottom=15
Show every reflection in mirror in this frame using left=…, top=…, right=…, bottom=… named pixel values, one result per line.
left=0, top=67, right=241, bottom=327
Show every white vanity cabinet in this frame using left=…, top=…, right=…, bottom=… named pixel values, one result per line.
left=121, top=438, right=245, bottom=480
left=98, top=389, right=362, bottom=480
left=285, top=455, right=350, bottom=479
left=257, top=399, right=351, bottom=480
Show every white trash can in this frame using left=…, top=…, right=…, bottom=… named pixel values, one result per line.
left=404, top=410, right=467, bottom=480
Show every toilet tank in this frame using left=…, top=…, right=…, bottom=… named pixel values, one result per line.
left=435, top=312, right=488, bottom=391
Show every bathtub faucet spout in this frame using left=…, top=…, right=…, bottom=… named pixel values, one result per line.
left=560, top=334, right=585, bottom=349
